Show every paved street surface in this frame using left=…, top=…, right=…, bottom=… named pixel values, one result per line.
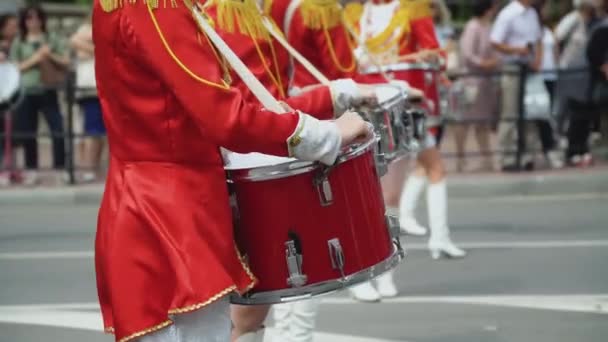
left=1, top=191, right=607, bottom=341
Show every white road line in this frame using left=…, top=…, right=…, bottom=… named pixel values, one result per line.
left=0, top=308, right=400, bottom=342
left=321, top=294, right=608, bottom=314
left=1, top=239, right=607, bottom=261
left=404, top=240, right=608, bottom=250
left=452, top=192, right=608, bottom=203
left=0, top=251, right=94, bottom=260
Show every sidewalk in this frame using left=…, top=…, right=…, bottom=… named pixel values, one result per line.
left=1, top=166, right=607, bottom=205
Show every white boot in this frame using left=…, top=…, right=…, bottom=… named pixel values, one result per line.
left=349, top=282, right=381, bottom=302
left=236, top=329, right=265, bottom=342
left=427, top=180, right=466, bottom=260
left=273, top=303, right=292, bottom=342
left=398, top=175, right=428, bottom=236
left=375, top=271, right=398, bottom=298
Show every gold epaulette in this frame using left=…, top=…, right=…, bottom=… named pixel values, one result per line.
left=299, top=0, right=342, bottom=30
left=205, top=0, right=270, bottom=40
left=400, top=0, right=432, bottom=20
left=100, top=0, right=179, bottom=13
left=342, top=2, right=362, bottom=34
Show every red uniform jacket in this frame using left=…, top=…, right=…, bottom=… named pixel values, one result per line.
left=92, top=1, right=301, bottom=341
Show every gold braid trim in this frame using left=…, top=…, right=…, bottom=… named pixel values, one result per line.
left=100, top=0, right=178, bottom=13
left=299, top=0, right=342, bottom=30
left=364, top=8, right=410, bottom=55
left=117, top=320, right=173, bottom=342
left=400, top=0, right=432, bottom=20
left=206, top=0, right=271, bottom=41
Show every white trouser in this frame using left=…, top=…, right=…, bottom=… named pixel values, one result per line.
left=137, top=297, right=231, bottom=342
left=273, top=299, right=320, bottom=342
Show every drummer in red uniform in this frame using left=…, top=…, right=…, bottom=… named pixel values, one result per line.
left=197, top=1, right=377, bottom=341
left=271, top=0, right=465, bottom=303
left=91, top=0, right=370, bottom=341
left=345, top=0, right=466, bottom=297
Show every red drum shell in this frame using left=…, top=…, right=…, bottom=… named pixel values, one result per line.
left=226, top=139, right=394, bottom=303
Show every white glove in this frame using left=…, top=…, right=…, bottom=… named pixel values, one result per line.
left=287, top=112, right=342, bottom=166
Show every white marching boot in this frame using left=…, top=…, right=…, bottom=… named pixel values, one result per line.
left=399, top=175, right=428, bottom=236
left=236, top=329, right=265, bottom=342
left=375, top=271, right=398, bottom=298
left=427, top=180, right=466, bottom=260
left=349, top=282, right=381, bottom=302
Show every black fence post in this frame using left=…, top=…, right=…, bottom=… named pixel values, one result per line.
left=515, top=63, right=529, bottom=171
left=65, top=72, right=76, bottom=185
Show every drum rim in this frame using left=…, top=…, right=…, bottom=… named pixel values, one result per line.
left=227, top=133, right=378, bottom=182
left=229, top=243, right=404, bottom=305
left=0, top=62, right=21, bottom=105
left=359, top=62, right=440, bottom=75
left=361, top=83, right=406, bottom=113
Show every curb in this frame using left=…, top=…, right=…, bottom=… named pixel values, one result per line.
left=0, top=168, right=607, bottom=205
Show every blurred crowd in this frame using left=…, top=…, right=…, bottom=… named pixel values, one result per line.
left=0, top=5, right=104, bottom=187
left=0, top=0, right=608, bottom=188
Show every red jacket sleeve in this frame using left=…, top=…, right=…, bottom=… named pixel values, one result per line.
left=285, top=86, right=334, bottom=120
left=121, top=3, right=299, bottom=156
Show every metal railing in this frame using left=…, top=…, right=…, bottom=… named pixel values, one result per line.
left=0, top=66, right=603, bottom=185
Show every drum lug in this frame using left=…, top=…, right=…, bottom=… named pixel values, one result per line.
left=328, top=238, right=346, bottom=278
left=285, top=240, right=307, bottom=288
left=314, top=174, right=334, bottom=207
left=385, top=212, right=400, bottom=239
left=375, top=153, right=388, bottom=176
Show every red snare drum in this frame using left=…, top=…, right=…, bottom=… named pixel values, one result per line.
left=225, top=136, right=403, bottom=305
left=360, top=62, right=442, bottom=118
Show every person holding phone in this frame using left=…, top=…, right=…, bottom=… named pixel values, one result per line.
left=10, top=5, right=69, bottom=185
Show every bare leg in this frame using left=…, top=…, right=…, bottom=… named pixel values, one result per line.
left=474, top=124, right=493, bottom=171
left=231, top=304, right=270, bottom=341
left=453, top=124, right=468, bottom=172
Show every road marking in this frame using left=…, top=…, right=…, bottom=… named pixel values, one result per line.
left=404, top=240, right=608, bottom=250
left=2, top=239, right=607, bottom=261
left=321, top=294, right=608, bottom=314
left=0, top=307, right=400, bottom=342
left=0, top=251, right=94, bottom=260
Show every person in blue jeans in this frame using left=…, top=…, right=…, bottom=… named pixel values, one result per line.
left=70, top=17, right=106, bottom=182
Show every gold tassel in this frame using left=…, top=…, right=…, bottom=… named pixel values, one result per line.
left=343, top=2, right=362, bottom=33
left=262, top=0, right=273, bottom=15
left=299, top=0, right=342, bottom=30
left=208, top=0, right=270, bottom=40
left=400, top=0, right=432, bottom=20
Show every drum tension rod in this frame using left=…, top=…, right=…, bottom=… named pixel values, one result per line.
left=328, top=238, right=346, bottom=280
left=313, top=164, right=336, bottom=207
left=285, top=232, right=307, bottom=288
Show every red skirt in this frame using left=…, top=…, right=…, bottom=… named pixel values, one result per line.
left=95, top=157, right=256, bottom=342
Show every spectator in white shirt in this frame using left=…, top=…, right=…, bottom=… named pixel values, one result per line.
left=490, top=0, right=544, bottom=171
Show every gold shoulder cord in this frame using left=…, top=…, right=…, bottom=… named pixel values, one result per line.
left=299, top=0, right=356, bottom=73
left=149, top=0, right=231, bottom=90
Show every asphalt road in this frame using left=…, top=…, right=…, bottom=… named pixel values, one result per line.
left=0, top=192, right=607, bottom=342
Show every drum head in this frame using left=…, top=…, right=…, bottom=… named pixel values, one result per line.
left=0, top=62, right=20, bottom=105
left=224, top=151, right=300, bottom=171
